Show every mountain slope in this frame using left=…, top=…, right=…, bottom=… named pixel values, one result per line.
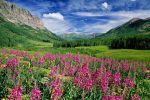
left=97, top=18, right=150, bottom=38
left=0, top=0, right=62, bottom=48
left=0, top=16, right=62, bottom=47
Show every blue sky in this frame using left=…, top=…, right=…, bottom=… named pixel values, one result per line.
left=7, top=0, right=150, bottom=34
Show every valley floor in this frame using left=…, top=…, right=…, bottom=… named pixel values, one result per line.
left=1, top=44, right=150, bottom=62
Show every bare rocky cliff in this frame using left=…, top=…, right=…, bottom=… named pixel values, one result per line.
left=0, top=0, right=45, bottom=29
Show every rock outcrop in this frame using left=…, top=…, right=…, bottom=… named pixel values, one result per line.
left=0, top=0, right=45, bottom=29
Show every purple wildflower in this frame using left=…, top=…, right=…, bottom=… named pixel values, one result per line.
left=51, top=79, right=62, bottom=100
left=100, top=74, right=109, bottom=94
left=111, top=72, right=121, bottom=86
left=8, top=86, right=22, bottom=100
left=39, top=57, right=45, bottom=65
left=6, top=58, right=19, bottom=68
left=124, top=77, right=134, bottom=88
left=30, top=88, right=41, bottom=100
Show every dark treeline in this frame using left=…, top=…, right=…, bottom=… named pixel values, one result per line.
left=109, top=34, right=150, bottom=50
left=53, top=34, right=150, bottom=50
left=53, top=40, right=99, bottom=48
left=53, top=37, right=113, bottom=48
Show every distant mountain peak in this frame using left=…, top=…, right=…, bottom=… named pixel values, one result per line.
left=145, top=17, right=150, bottom=20
left=128, top=17, right=150, bottom=24
left=96, top=17, right=150, bottom=38
left=129, top=18, right=141, bottom=23
left=0, top=0, right=45, bottom=29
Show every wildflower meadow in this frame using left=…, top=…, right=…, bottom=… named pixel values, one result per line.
left=0, top=49, right=150, bottom=100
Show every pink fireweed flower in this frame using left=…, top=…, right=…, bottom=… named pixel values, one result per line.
left=30, top=88, right=41, bottom=100
left=44, top=53, right=56, bottom=61
left=74, top=77, right=82, bottom=87
left=77, top=63, right=90, bottom=78
left=67, top=53, right=73, bottom=58
left=74, top=54, right=80, bottom=63
left=91, top=68, right=101, bottom=83
left=124, top=77, right=134, bottom=88
left=6, top=58, right=19, bottom=68
left=51, top=79, right=61, bottom=88
left=100, top=64, right=105, bottom=77
left=51, top=79, right=62, bottom=100
left=8, top=86, right=22, bottom=100
left=52, top=87, right=62, bottom=100
left=111, top=72, right=121, bottom=86
left=67, top=67, right=77, bottom=76
left=60, top=55, right=66, bottom=61
left=74, top=64, right=93, bottom=92
left=74, top=77, right=93, bottom=92
left=131, top=94, right=140, bottom=100
left=39, top=57, right=45, bottom=65
left=82, top=78, right=93, bottom=91
left=116, top=65, right=119, bottom=72
left=121, top=63, right=129, bottom=71
left=49, top=66, right=60, bottom=77
left=101, top=96, right=123, bottom=100
left=62, top=61, right=71, bottom=75
left=106, top=59, right=113, bottom=66
left=106, top=70, right=112, bottom=78
left=100, top=74, right=109, bottom=94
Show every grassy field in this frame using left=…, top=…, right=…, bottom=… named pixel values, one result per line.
left=2, top=44, right=150, bottom=62
left=77, top=46, right=150, bottom=62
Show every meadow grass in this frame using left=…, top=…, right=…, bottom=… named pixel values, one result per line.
left=95, top=49, right=150, bottom=62
left=1, top=43, right=150, bottom=62
left=77, top=45, right=150, bottom=61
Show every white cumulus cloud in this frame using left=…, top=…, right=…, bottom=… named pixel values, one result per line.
left=42, top=18, right=71, bottom=34
left=43, top=12, right=64, bottom=21
left=42, top=12, right=71, bottom=34
left=101, top=2, right=111, bottom=10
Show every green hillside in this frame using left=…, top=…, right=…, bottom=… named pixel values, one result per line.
left=89, top=18, right=150, bottom=46
left=0, top=17, right=62, bottom=48
left=97, top=18, right=150, bottom=38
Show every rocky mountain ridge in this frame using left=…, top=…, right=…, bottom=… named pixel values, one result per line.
left=0, top=0, right=45, bottom=29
